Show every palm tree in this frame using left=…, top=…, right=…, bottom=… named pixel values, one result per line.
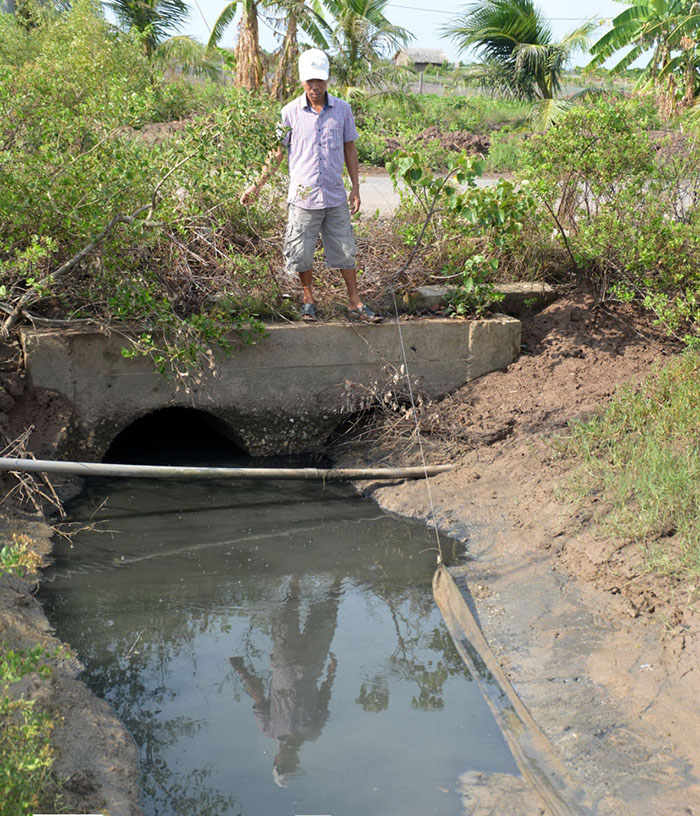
left=106, top=0, right=190, bottom=58
left=589, top=0, right=700, bottom=115
left=443, top=0, right=594, bottom=126
left=319, top=0, right=413, bottom=93
left=267, top=0, right=328, bottom=100
left=208, top=0, right=412, bottom=96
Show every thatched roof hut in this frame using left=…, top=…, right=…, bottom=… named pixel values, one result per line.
left=394, top=48, right=448, bottom=70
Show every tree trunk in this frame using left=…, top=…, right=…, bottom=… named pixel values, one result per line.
left=235, top=2, right=263, bottom=91
left=680, top=37, right=696, bottom=111
left=270, top=15, right=298, bottom=101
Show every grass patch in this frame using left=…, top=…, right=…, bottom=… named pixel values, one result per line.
left=564, top=352, right=700, bottom=578
left=0, top=647, right=58, bottom=816
left=0, top=537, right=61, bottom=816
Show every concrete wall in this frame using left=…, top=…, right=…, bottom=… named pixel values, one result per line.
left=20, top=316, right=520, bottom=459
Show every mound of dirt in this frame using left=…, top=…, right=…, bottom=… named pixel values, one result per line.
left=385, top=128, right=490, bottom=156
left=342, top=293, right=700, bottom=814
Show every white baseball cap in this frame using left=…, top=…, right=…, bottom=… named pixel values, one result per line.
left=299, top=49, right=330, bottom=82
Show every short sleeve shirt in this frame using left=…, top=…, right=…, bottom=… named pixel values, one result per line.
left=280, top=91, right=359, bottom=210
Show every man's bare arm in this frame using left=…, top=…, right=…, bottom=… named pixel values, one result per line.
left=344, top=140, right=361, bottom=215
left=240, top=144, right=286, bottom=206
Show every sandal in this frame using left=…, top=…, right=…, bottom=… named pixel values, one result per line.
left=301, top=302, right=318, bottom=322
left=348, top=304, right=382, bottom=323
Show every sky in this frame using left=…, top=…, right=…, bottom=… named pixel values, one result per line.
left=179, top=0, right=634, bottom=67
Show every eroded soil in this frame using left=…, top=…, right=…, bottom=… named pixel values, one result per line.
left=340, top=293, right=700, bottom=814
left=2, top=292, right=699, bottom=815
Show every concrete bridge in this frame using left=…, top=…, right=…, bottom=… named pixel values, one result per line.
left=20, top=315, right=521, bottom=460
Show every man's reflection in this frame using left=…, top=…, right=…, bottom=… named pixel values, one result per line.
left=230, top=576, right=341, bottom=786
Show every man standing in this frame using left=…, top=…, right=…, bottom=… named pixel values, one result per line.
left=240, top=49, right=381, bottom=323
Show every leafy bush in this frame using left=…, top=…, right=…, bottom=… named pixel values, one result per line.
left=520, top=97, right=700, bottom=345
left=0, top=0, right=284, bottom=375
left=386, top=148, right=535, bottom=311
left=0, top=644, right=55, bottom=816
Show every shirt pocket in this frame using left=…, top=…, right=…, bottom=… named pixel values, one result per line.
left=326, top=121, right=344, bottom=150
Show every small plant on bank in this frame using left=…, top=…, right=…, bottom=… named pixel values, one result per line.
left=0, top=535, right=42, bottom=580
left=0, top=647, right=56, bottom=816
left=386, top=147, right=535, bottom=310
left=446, top=255, right=504, bottom=317
left=0, top=633, right=57, bottom=816
left=0, top=537, right=64, bottom=815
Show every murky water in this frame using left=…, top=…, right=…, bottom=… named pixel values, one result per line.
left=42, top=459, right=517, bottom=815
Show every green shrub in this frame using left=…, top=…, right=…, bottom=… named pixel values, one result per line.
left=386, top=148, right=535, bottom=309
left=0, top=0, right=283, bottom=376
left=0, top=643, right=56, bottom=816
left=485, top=129, right=524, bottom=173
left=520, top=97, right=700, bottom=344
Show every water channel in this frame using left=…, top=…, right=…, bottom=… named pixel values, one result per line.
left=41, top=413, right=519, bottom=816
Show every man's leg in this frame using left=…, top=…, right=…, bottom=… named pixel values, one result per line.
left=284, top=206, right=322, bottom=316
left=299, top=270, right=314, bottom=304
left=321, top=205, right=377, bottom=315
left=340, top=269, right=362, bottom=311
left=298, top=269, right=317, bottom=321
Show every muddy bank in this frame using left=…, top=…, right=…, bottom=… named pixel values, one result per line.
left=0, top=509, right=142, bottom=815
left=0, top=336, right=143, bottom=816
left=2, top=293, right=699, bottom=814
left=339, top=294, right=700, bottom=814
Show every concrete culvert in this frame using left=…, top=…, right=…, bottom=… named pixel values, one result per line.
left=103, top=407, right=246, bottom=466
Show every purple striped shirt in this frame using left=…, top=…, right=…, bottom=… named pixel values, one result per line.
left=280, top=91, right=359, bottom=210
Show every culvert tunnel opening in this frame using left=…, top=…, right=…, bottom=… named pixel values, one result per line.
left=104, top=407, right=247, bottom=467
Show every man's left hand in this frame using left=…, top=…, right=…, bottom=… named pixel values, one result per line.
left=349, top=187, right=361, bottom=215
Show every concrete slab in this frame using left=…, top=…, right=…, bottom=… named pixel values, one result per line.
left=21, top=316, right=520, bottom=459
left=411, top=282, right=557, bottom=316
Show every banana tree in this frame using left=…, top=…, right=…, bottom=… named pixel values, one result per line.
left=589, top=0, right=700, bottom=115
left=207, top=0, right=264, bottom=90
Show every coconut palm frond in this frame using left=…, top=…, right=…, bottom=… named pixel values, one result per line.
left=527, top=96, right=571, bottom=130
left=155, top=35, right=221, bottom=78
left=206, top=0, right=239, bottom=51
left=443, top=0, right=590, bottom=102
left=107, top=0, right=190, bottom=56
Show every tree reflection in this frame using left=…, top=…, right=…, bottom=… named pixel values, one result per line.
left=42, top=475, right=483, bottom=814
left=357, top=586, right=473, bottom=714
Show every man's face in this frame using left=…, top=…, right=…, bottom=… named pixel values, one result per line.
left=302, top=78, right=328, bottom=105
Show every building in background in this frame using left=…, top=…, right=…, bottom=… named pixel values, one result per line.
left=395, top=48, right=449, bottom=93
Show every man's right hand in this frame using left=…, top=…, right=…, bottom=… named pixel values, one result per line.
left=240, top=183, right=260, bottom=207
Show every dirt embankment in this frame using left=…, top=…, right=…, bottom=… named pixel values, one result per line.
left=2, top=292, right=699, bottom=814
left=340, top=293, right=700, bottom=815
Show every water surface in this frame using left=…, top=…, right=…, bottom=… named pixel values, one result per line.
left=42, top=469, right=517, bottom=816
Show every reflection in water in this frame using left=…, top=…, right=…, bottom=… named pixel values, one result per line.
left=231, top=576, right=341, bottom=787
left=42, top=475, right=518, bottom=816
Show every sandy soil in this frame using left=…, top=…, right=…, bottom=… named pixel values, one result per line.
left=339, top=293, right=700, bottom=814
left=2, top=291, right=699, bottom=814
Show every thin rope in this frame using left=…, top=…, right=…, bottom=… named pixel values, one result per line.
left=389, top=286, right=444, bottom=565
